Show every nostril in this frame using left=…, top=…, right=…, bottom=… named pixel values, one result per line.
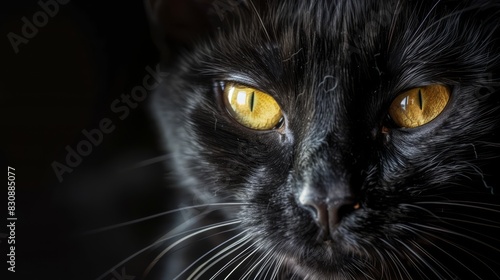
left=299, top=197, right=360, bottom=233
left=331, top=199, right=360, bottom=226
left=302, top=203, right=319, bottom=220
left=300, top=198, right=329, bottom=230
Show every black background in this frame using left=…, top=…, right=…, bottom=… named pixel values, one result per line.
left=1, top=0, right=173, bottom=279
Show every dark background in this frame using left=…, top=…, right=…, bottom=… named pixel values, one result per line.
left=1, top=0, right=173, bottom=279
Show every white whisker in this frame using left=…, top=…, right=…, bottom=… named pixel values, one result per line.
left=81, top=202, right=246, bottom=235
left=206, top=240, right=257, bottom=280
left=410, top=240, right=455, bottom=279
left=394, top=224, right=455, bottom=279
left=121, top=154, right=172, bottom=171
left=409, top=224, right=498, bottom=278
left=275, top=256, right=288, bottom=280
left=172, top=230, right=248, bottom=280
left=223, top=246, right=261, bottom=280
left=440, top=216, right=500, bottom=228
left=188, top=233, right=253, bottom=280
left=240, top=244, right=274, bottom=279
left=94, top=219, right=239, bottom=280
left=255, top=249, right=279, bottom=280
left=415, top=201, right=500, bottom=213
left=380, top=239, right=412, bottom=280
left=143, top=219, right=241, bottom=277
left=395, top=239, right=432, bottom=280
left=248, top=0, right=271, bottom=41
left=410, top=222, right=500, bottom=253
left=350, top=259, right=376, bottom=280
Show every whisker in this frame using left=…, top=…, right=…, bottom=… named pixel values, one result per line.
left=409, top=224, right=498, bottom=278
left=153, top=219, right=241, bottom=266
left=248, top=0, right=271, bottom=41
left=94, top=219, right=240, bottom=280
left=255, top=249, right=279, bottom=280
left=350, top=258, right=376, bottom=280
left=400, top=203, right=447, bottom=223
left=143, top=219, right=242, bottom=278
left=207, top=240, right=258, bottom=280
left=120, top=154, right=172, bottom=172
left=439, top=216, right=500, bottom=228
left=158, top=208, right=216, bottom=241
left=173, top=230, right=248, bottom=280
left=415, top=201, right=500, bottom=213
left=401, top=202, right=500, bottom=242
left=201, top=239, right=257, bottom=280
left=276, top=254, right=289, bottom=280
left=81, top=202, right=246, bottom=235
left=394, top=224, right=455, bottom=279
left=223, top=246, right=261, bottom=280
left=395, top=239, right=432, bottom=280
left=410, top=240, right=455, bottom=279
left=188, top=232, right=253, bottom=280
left=369, top=243, right=386, bottom=277
left=379, top=239, right=412, bottom=280
left=240, top=244, right=274, bottom=279
left=410, top=222, right=500, bottom=253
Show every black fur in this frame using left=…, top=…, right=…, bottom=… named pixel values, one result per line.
left=148, top=0, right=500, bottom=279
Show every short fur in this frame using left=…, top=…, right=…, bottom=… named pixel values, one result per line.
left=148, top=0, right=500, bottom=279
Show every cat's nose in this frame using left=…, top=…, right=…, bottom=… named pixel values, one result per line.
left=299, top=191, right=359, bottom=238
left=300, top=197, right=358, bottom=228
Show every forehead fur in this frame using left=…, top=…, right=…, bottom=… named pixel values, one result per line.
left=181, top=0, right=498, bottom=139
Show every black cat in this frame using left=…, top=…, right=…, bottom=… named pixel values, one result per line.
left=145, top=0, right=500, bottom=279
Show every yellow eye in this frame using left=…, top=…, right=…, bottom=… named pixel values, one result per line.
left=223, top=82, right=283, bottom=130
left=389, top=85, right=450, bottom=128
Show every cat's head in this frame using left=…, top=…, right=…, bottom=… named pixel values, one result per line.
left=147, top=0, right=500, bottom=278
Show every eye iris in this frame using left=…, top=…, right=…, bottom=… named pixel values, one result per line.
left=224, top=83, right=282, bottom=130
left=389, top=85, right=450, bottom=128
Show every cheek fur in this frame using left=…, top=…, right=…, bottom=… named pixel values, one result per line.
left=150, top=0, right=500, bottom=279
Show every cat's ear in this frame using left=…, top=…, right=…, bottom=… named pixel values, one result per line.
left=144, top=0, right=220, bottom=61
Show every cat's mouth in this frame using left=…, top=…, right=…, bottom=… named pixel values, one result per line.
left=278, top=247, right=367, bottom=280
left=268, top=230, right=366, bottom=278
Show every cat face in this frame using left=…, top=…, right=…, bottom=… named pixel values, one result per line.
left=148, top=0, right=500, bottom=278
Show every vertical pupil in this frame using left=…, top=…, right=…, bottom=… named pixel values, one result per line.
left=249, top=91, right=255, bottom=112
left=418, top=89, right=423, bottom=110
